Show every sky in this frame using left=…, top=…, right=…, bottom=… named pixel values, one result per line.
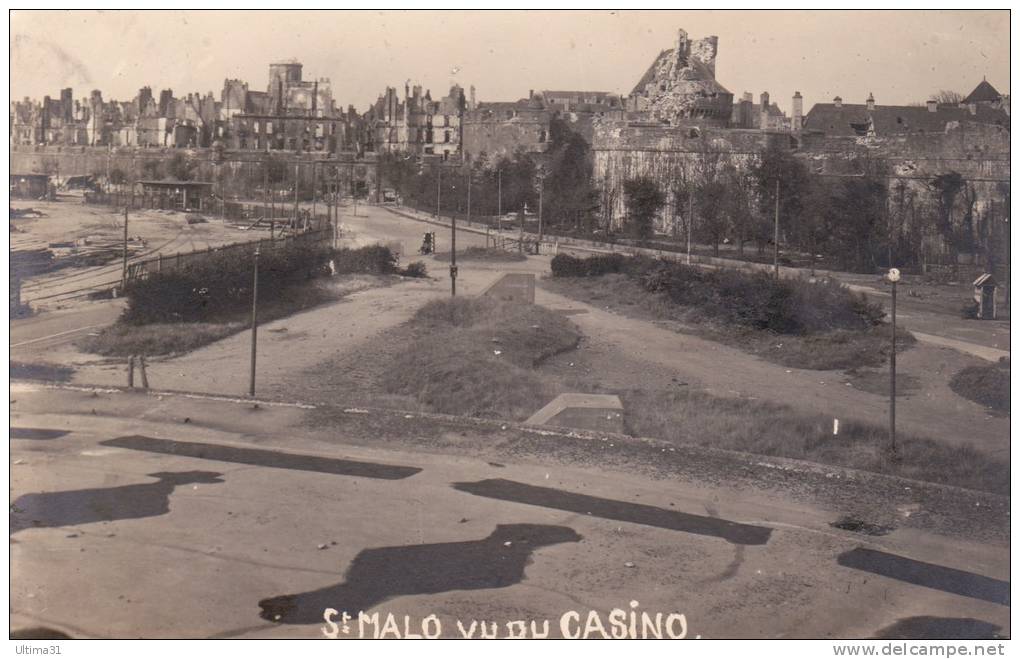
left=9, top=10, right=1011, bottom=114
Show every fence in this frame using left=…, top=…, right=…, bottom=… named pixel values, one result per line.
left=85, top=189, right=335, bottom=224
left=125, top=229, right=332, bottom=283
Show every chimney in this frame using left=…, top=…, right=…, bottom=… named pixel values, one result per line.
left=469, top=85, right=476, bottom=111
left=759, top=92, right=770, bottom=131
left=529, top=89, right=534, bottom=100
left=739, top=93, right=753, bottom=128
left=926, top=99, right=938, bottom=113
left=792, top=91, right=803, bottom=131
left=675, top=28, right=689, bottom=67
left=866, top=93, right=875, bottom=111
left=833, top=96, right=842, bottom=109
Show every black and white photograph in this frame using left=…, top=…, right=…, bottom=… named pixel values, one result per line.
left=7, top=8, right=1012, bottom=651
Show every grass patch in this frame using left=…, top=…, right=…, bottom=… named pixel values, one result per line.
left=552, top=254, right=885, bottom=333
left=78, top=321, right=244, bottom=357
left=78, top=243, right=401, bottom=358
left=77, top=279, right=365, bottom=357
left=543, top=271, right=912, bottom=370
left=950, top=360, right=1010, bottom=413
left=621, top=387, right=1009, bottom=496
left=10, top=361, right=74, bottom=382
left=379, top=297, right=580, bottom=420
left=433, top=247, right=527, bottom=262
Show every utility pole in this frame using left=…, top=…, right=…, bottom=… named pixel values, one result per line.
left=467, top=170, right=472, bottom=225
left=293, top=161, right=300, bottom=229
left=311, top=161, right=317, bottom=225
left=450, top=168, right=458, bottom=296
left=249, top=247, right=261, bottom=397
left=497, top=169, right=503, bottom=233
left=352, top=163, right=358, bottom=218
left=263, top=165, right=269, bottom=225
left=1005, top=214, right=1011, bottom=306
left=121, top=206, right=129, bottom=288
left=519, top=210, right=524, bottom=254
left=888, top=267, right=900, bottom=457
left=537, top=170, right=545, bottom=251
left=686, top=191, right=693, bottom=265
left=436, top=165, right=442, bottom=220
left=773, top=178, right=780, bottom=278
left=332, top=179, right=339, bottom=250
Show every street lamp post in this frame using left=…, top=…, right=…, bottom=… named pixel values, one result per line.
left=249, top=247, right=261, bottom=397
left=773, top=178, right=781, bottom=278
left=887, top=267, right=900, bottom=457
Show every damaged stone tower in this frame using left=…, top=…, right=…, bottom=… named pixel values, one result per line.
left=628, top=28, right=733, bottom=126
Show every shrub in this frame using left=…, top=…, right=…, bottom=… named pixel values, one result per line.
left=401, top=261, right=428, bottom=278
left=949, top=363, right=1010, bottom=412
left=123, top=243, right=396, bottom=325
left=551, top=253, right=625, bottom=277
left=332, top=244, right=398, bottom=275
left=552, top=254, right=886, bottom=335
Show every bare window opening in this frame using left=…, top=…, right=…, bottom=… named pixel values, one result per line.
left=687, top=127, right=700, bottom=138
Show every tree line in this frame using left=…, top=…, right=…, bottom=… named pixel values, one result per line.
left=370, top=123, right=1013, bottom=275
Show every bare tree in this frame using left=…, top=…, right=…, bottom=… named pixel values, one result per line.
left=933, top=90, right=965, bottom=105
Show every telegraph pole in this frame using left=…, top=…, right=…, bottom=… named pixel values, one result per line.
left=249, top=247, right=261, bottom=397
left=538, top=180, right=544, bottom=248
left=293, top=161, right=300, bottom=228
left=773, top=178, right=780, bottom=278
left=497, top=169, right=503, bottom=233
left=262, top=164, right=268, bottom=224
left=311, top=161, right=317, bottom=224
left=450, top=167, right=458, bottom=296
left=350, top=163, right=358, bottom=218
left=519, top=209, right=524, bottom=254
left=686, top=191, right=693, bottom=265
left=121, top=206, right=129, bottom=288
left=436, top=165, right=442, bottom=220
left=467, top=170, right=472, bottom=225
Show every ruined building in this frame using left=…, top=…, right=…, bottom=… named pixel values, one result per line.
left=10, top=59, right=364, bottom=153
left=226, top=60, right=363, bottom=153
left=627, top=29, right=733, bottom=125
left=364, top=83, right=466, bottom=159
left=461, top=89, right=552, bottom=161
left=592, top=28, right=1009, bottom=246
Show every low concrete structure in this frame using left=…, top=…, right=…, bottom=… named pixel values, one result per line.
left=135, top=179, right=214, bottom=211
left=10, top=173, right=52, bottom=200
left=526, top=393, right=625, bottom=434
left=480, top=273, right=535, bottom=304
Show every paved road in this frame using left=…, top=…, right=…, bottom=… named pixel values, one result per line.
left=9, top=384, right=1010, bottom=639
left=10, top=300, right=124, bottom=364
left=382, top=204, right=1011, bottom=361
